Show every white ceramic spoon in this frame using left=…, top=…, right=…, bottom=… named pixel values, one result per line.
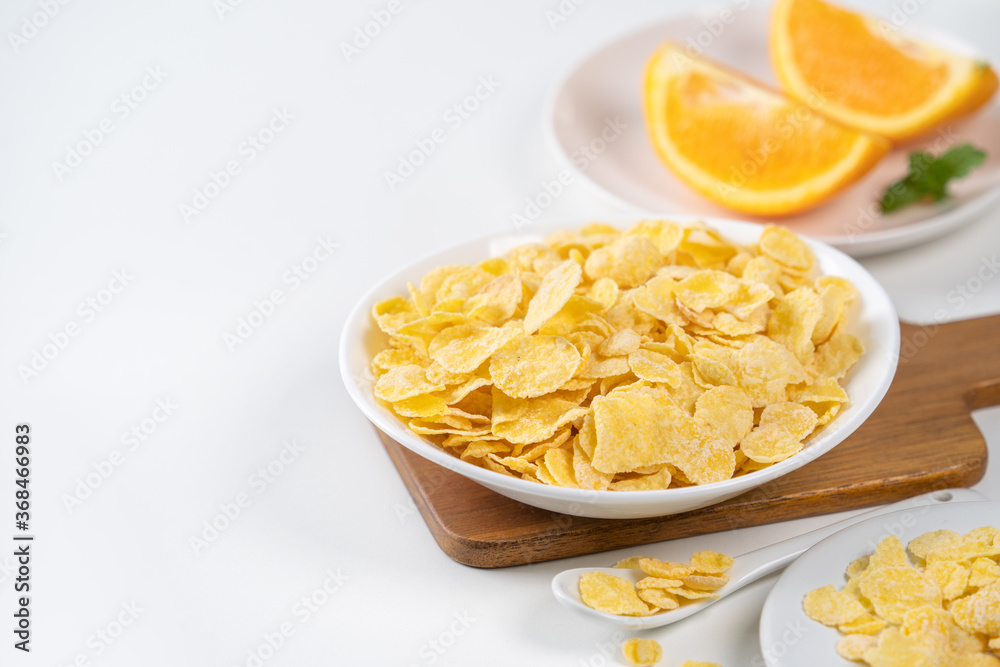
left=552, top=488, right=986, bottom=629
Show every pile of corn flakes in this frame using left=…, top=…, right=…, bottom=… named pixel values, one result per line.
left=803, top=527, right=1000, bottom=665
left=371, top=221, right=863, bottom=490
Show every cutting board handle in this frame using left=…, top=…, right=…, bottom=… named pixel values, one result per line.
left=966, top=380, right=1000, bottom=410
left=898, top=314, right=1000, bottom=412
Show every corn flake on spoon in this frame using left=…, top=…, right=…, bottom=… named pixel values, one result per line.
left=551, top=488, right=984, bottom=630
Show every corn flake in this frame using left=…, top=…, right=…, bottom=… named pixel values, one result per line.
left=578, top=572, right=651, bottom=616
left=690, top=550, right=735, bottom=575
left=622, top=637, right=663, bottom=666
left=374, top=365, right=445, bottom=403
left=694, top=386, right=753, bottom=448
left=812, top=333, right=865, bottom=380
left=632, top=276, right=686, bottom=326
left=740, top=401, right=818, bottom=464
left=630, top=219, right=684, bottom=254
left=429, top=322, right=522, bottom=373
left=759, top=225, right=816, bottom=273
left=391, top=394, right=449, bottom=419
left=665, top=587, right=719, bottom=600
left=681, top=574, right=729, bottom=591
left=591, top=393, right=697, bottom=474
left=491, top=388, right=587, bottom=445
left=837, top=634, right=879, bottom=661
left=584, top=235, right=663, bottom=288
left=636, top=577, right=685, bottom=589
left=637, top=588, right=680, bottom=611
left=767, top=288, right=822, bottom=363
left=679, top=227, right=738, bottom=267
left=951, top=584, right=1000, bottom=636
left=465, top=273, right=522, bottom=324
left=924, top=560, right=970, bottom=600
left=489, top=335, right=582, bottom=398
left=860, top=566, right=942, bottom=624
left=803, top=585, right=866, bottom=626
left=640, top=558, right=693, bottom=580
left=969, top=557, right=1000, bottom=588
left=524, top=259, right=583, bottom=334
left=540, top=448, right=579, bottom=488
left=614, top=556, right=648, bottom=570
left=839, top=613, right=887, bottom=636
left=628, top=349, right=682, bottom=385
left=587, top=277, right=619, bottom=310
left=609, top=466, right=673, bottom=491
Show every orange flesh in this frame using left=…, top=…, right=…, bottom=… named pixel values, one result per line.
left=642, top=43, right=891, bottom=216
left=665, top=72, right=861, bottom=191
left=787, top=0, right=949, bottom=115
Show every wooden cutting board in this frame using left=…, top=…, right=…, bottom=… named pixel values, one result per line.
left=377, top=315, right=999, bottom=568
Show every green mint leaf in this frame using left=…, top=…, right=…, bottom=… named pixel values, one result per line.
left=879, top=176, right=926, bottom=213
left=937, top=143, right=987, bottom=179
left=879, top=143, right=987, bottom=213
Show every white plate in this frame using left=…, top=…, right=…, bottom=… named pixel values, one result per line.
left=339, top=216, right=900, bottom=519
left=759, top=499, right=1000, bottom=665
left=544, top=4, right=1000, bottom=257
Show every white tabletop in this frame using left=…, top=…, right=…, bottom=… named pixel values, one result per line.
left=3, top=0, right=1000, bottom=665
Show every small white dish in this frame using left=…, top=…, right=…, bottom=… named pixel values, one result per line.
left=544, top=4, right=1000, bottom=257
left=551, top=488, right=984, bottom=630
left=759, top=496, right=1000, bottom=666
left=339, top=216, right=900, bottom=519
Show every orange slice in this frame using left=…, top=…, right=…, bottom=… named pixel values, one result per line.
left=771, top=0, right=998, bottom=142
left=642, top=43, right=890, bottom=217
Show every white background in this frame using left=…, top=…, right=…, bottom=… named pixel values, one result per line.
left=2, top=0, right=1000, bottom=665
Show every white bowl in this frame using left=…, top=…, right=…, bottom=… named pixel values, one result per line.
left=339, top=217, right=900, bottom=519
